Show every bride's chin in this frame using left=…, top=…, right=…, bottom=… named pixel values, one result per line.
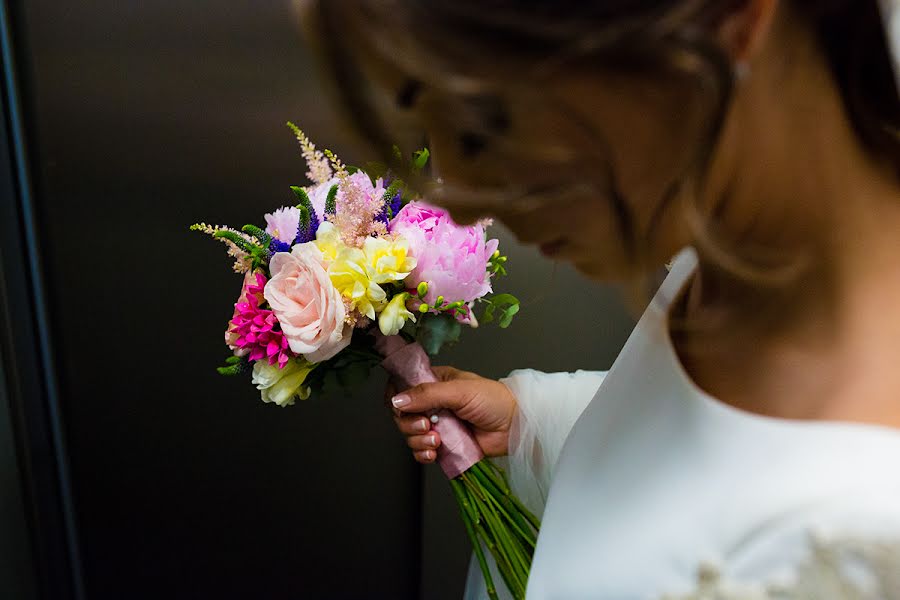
left=569, top=256, right=626, bottom=282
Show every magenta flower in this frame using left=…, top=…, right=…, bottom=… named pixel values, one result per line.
left=225, top=271, right=294, bottom=368
left=391, top=201, right=499, bottom=321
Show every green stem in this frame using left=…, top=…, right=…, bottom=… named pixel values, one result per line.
left=470, top=463, right=537, bottom=549
left=451, top=479, right=498, bottom=600
left=480, top=460, right=542, bottom=531
left=463, top=474, right=527, bottom=597
left=452, top=475, right=479, bottom=525
left=465, top=486, right=523, bottom=600
left=472, top=467, right=536, bottom=550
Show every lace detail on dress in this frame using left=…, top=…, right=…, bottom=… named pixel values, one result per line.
left=662, top=532, right=900, bottom=600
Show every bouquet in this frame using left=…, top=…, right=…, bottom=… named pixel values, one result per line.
left=191, top=123, right=536, bottom=599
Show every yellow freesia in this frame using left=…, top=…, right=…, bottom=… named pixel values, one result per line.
left=378, top=292, right=416, bottom=336
left=251, top=358, right=316, bottom=407
left=363, top=236, right=417, bottom=284
left=328, top=246, right=386, bottom=320
left=313, top=222, right=343, bottom=263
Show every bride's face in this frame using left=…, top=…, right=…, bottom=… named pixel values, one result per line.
left=410, top=67, right=711, bottom=281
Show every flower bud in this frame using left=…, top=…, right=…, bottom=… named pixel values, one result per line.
left=417, top=281, right=429, bottom=298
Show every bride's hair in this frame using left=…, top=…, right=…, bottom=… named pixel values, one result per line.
left=302, top=0, right=899, bottom=330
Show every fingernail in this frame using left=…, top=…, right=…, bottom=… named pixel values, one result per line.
left=424, top=450, right=435, bottom=460
left=391, top=394, right=411, bottom=409
left=415, top=419, right=429, bottom=433
left=427, top=434, right=437, bottom=447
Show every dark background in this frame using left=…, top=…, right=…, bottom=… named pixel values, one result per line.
left=1, top=1, right=634, bottom=598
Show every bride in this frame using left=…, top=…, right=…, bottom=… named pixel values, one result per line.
left=300, top=0, right=900, bottom=597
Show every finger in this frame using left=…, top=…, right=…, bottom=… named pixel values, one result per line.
left=390, top=380, right=472, bottom=414
left=393, top=414, right=431, bottom=436
left=413, top=449, right=436, bottom=464
left=431, top=366, right=480, bottom=382
left=406, top=432, right=441, bottom=452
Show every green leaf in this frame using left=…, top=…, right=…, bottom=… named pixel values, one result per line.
left=416, top=313, right=462, bottom=356
left=481, top=303, right=496, bottom=325
left=225, top=355, right=243, bottom=365
left=499, top=303, right=520, bottom=328
left=480, top=294, right=520, bottom=328
left=412, top=148, right=430, bottom=171
left=216, top=364, right=242, bottom=376
left=489, top=293, right=519, bottom=306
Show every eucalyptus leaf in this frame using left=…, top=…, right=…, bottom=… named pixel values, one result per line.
left=416, top=313, right=462, bottom=356
left=499, top=303, right=520, bottom=328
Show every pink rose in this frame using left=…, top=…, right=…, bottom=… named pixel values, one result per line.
left=264, top=244, right=351, bottom=362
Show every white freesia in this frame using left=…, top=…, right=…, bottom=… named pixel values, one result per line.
left=252, top=359, right=315, bottom=407
left=378, top=292, right=416, bottom=336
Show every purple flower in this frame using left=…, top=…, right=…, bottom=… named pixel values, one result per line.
left=265, top=207, right=301, bottom=244
left=375, top=190, right=402, bottom=228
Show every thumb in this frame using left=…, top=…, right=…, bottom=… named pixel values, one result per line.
left=390, top=380, right=473, bottom=414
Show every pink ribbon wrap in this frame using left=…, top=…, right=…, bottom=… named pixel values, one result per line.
left=376, top=334, right=484, bottom=479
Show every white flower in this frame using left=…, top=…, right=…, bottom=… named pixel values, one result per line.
left=378, top=292, right=416, bottom=336
left=251, top=359, right=315, bottom=407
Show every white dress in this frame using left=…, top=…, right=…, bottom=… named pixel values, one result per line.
left=463, top=247, right=900, bottom=599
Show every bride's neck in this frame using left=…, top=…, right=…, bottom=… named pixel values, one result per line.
left=670, top=40, right=900, bottom=425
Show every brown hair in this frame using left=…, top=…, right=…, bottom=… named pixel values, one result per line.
left=302, top=0, right=899, bottom=338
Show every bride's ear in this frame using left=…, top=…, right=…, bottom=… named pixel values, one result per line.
left=714, top=0, right=779, bottom=64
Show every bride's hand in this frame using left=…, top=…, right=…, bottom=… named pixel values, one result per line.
left=387, top=366, right=518, bottom=464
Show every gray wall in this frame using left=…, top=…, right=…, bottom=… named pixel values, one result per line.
left=17, top=1, right=634, bottom=598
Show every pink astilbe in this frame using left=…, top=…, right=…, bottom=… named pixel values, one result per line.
left=329, top=171, right=388, bottom=247
left=287, top=121, right=332, bottom=186
left=226, top=272, right=294, bottom=368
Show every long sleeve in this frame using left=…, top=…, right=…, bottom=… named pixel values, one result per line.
left=500, top=369, right=608, bottom=518
left=463, top=368, right=607, bottom=600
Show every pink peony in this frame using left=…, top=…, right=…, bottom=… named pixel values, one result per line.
left=391, top=201, right=499, bottom=318
left=226, top=271, right=294, bottom=368
left=390, top=201, right=448, bottom=236
left=264, top=243, right=352, bottom=362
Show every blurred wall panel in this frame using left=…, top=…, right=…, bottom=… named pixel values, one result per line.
left=19, top=2, right=418, bottom=598
left=17, top=1, right=635, bottom=599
